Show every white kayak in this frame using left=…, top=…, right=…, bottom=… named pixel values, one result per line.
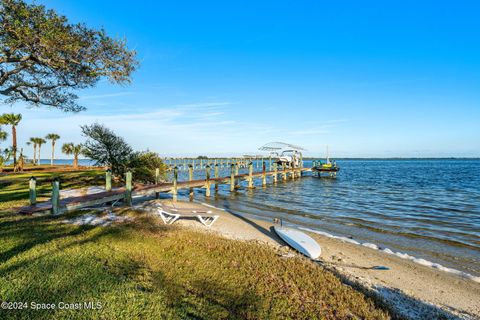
left=274, top=226, right=321, bottom=260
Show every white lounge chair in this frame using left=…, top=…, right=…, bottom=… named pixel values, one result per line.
left=156, top=206, right=219, bottom=227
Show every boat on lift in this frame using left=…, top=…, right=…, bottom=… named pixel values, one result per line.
left=259, top=142, right=306, bottom=168
left=312, top=146, right=340, bottom=175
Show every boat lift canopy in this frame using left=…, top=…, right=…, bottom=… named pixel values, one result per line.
left=258, top=142, right=306, bottom=152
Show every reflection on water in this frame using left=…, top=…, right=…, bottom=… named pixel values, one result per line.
left=172, top=159, right=480, bottom=276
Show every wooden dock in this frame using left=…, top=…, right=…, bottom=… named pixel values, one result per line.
left=18, top=163, right=312, bottom=215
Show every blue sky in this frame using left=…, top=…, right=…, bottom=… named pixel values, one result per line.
left=4, top=1, right=480, bottom=158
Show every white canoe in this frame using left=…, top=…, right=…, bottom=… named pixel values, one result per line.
left=274, top=226, right=321, bottom=260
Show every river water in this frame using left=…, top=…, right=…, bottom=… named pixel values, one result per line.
left=171, top=159, right=480, bottom=277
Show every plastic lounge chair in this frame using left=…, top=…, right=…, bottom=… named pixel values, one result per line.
left=156, top=207, right=219, bottom=227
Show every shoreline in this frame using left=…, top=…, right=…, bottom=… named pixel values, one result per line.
left=143, top=199, right=480, bottom=319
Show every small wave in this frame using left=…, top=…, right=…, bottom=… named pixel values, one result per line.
left=299, top=227, right=480, bottom=283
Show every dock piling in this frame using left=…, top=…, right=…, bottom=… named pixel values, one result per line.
left=155, top=168, right=160, bottom=199
left=105, top=169, right=112, bottom=192
left=173, top=166, right=178, bottom=202
left=214, top=164, right=219, bottom=191
left=125, top=172, right=132, bottom=206
left=188, top=165, right=193, bottom=200
left=29, top=176, right=37, bottom=205
left=205, top=165, right=211, bottom=197
left=51, top=178, right=60, bottom=214
left=248, top=162, right=254, bottom=188
left=273, top=163, right=278, bottom=183
left=262, top=161, right=267, bottom=186
left=282, top=163, right=287, bottom=181
left=230, top=164, right=235, bottom=192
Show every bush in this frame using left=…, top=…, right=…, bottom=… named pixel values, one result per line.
left=129, top=151, right=167, bottom=183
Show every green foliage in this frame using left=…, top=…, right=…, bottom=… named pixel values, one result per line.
left=45, top=133, right=60, bottom=141
left=61, top=142, right=85, bottom=168
left=128, top=151, right=167, bottom=183
left=0, top=0, right=138, bottom=111
left=0, top=147, right=11, bottom=171
left=81, top=123, right=133, bottom=177
left=0, top=127, right=6, bottom=141
left=0, top=112, right=21, bottom=126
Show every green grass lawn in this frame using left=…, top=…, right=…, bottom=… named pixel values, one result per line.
left=0, top=170, right=391, bottom=319
left=0, top=170, right=105, bottom=208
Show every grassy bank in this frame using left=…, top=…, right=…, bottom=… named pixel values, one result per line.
left=0, top=169, right=390, bottom=319
left=0, top=207, right=390, bottom=319
left=0, top=169, right=104, bottom=209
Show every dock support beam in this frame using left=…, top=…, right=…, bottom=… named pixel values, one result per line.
left=51, top=178, right=60, bottom=214
left=105, top=169, right=112, bottom=192
left=29, top=176, right=37, bottom=205
left=230, top=164, right=235, bottom=192
left=205, top=165, right=211, bottom=197
left=173, top=166, right=178, bottom=202
left=282, top=163, right=287, bottom=181
left=125, top=172, right=132, bottom=206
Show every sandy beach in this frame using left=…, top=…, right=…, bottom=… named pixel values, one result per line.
left=139, top=199, right=480, bottom=319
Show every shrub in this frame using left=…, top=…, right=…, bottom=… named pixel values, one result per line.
left=129, top=151, right=167, bottom=183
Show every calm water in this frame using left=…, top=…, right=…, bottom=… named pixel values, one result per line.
left=172, top=159, right=480, bottom=276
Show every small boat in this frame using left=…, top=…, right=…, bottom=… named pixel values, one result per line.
left=259, top=142, right=306, bottom=168
left=274, top=226, right=322, bottom=260
left=312, top=145, right=340, bottom=175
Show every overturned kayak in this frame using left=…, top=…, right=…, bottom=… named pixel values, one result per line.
left=274, top=226, right=321, bottom=260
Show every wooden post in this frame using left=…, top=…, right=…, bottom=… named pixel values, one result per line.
left=273, top=163, right=278, bottom=183
left=155, top=168, right=160, bottom=198
left=105, top=169, right=112, bottom=192
left=51, top=178, right=60, bottom=214
left=282, top=163, right=287, bottom=181
left=291, top=161, right=296, bottom=180
left=29, top=176, right=37, bottom=205
left=205, top=165, right=211, bottom=197
left=192, top=159, right=196, bottom=170
left=230, top=163, right=235, bottom=192
left=269, top=156, right=272, bottom=171
left=173, top=166, right=178, bottom=202
left=248, top=162, right=254, bottom=188
left=262, top=161, right=267, bottom=186
left=188, top=164, right=194, bottom=200
left=200, top=158, right=203, bottom=169
left=125, top=171, right=132, bottom=206
left=214, top=164, right=219, bottom=191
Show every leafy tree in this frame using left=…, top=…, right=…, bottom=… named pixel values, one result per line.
left=81, top=123, right=132, bottom=176
left=0, top=126, right=6, bottom=141
left=0, top=147, right=11, bottom=172
left=45, top=133, right=60, bottom=165
left=61, top=142, right=84, bottom=169
left=36, top=137, right=45, bottom=164
left=0, top=112, right=21, bottom=166
left=128, top=151, right=167, bottom=183
left=0, top=0, right=137, bottom=112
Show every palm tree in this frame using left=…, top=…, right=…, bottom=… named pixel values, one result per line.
left=36, top=138, right=46, bottom=165
left=0, top=128, right=7, bottom=142
left=27, top=138, right=38, bottom=165
left=62, top=143, right=84, bottom=169
left=45, top=133, right=60, bottom=166
left=0, top=113, right=22, bottom=166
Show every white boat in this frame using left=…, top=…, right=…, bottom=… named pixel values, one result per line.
left=274, top=226, right=321, bottom=260
left=259, top=142, right=306, bottom=168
